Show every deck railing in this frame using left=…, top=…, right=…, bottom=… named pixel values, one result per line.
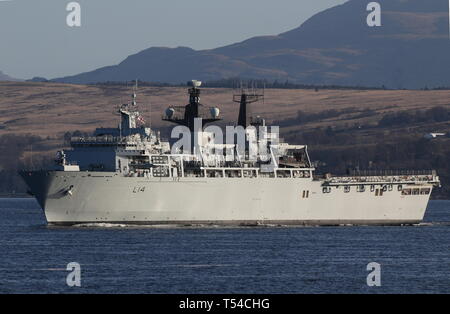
left=348, top=169, right=435, bottom=177
left=323, top=170, right=439, bottom=185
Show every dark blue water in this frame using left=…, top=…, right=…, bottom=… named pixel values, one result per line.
left=0, top=198, right=448, bottom=294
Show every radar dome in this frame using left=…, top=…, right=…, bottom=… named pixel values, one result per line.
left=165, top=107, right=175, bottom=118
left=210, top=107, right=220, bottom=118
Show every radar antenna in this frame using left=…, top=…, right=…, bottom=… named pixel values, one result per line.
left=233, top=82, right=264, bottom=128
left=163, top=80, right=221, bottom=132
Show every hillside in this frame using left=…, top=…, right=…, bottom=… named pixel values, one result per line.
left=1, top=82, right=450, bottom=138
left=54, top=0, right=450, bottom=88
left=1, top=82, right=450, bottom=197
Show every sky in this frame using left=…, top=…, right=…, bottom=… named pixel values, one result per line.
left=0, top=0, right=348, bottom=79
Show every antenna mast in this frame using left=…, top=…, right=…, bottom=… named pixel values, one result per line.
left=233, top=82, right=264, bottom=128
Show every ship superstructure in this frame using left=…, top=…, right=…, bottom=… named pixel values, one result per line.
left=20, top=81, right=440, bottom=226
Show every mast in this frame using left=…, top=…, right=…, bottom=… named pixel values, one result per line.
left=163, top=80, right=221, bottom=132
left=233, top=85, right=264, bottom=128
left=119, top=80, right=142, bottom=133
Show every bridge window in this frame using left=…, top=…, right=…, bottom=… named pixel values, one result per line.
left=225, top=170, right=242, bottom=178
left=206, top=170, right=224, bottom=178
left=153, top=166, right=169, bottom=177
left=401, top=188, right=411, bottom=195
left=151, top=156, right=169, bottom=164
left=243, top=170, right=257, bottom=178
left=276, top=170, right=292, bottom=178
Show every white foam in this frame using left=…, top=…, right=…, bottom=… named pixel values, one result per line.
left=71, top=223, right=192, bottom=229
left=72, top=223, right=129, bottom=228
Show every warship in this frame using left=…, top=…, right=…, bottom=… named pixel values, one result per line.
left=20, top=81, right=440, bottom=226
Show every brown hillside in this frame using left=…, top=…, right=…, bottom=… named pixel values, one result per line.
left=1, top=82, right=450, bottom=140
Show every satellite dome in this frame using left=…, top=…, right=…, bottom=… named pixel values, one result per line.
left=210, top=107, right=220, bottom=118
left=165, top=107, right=175, bottom=118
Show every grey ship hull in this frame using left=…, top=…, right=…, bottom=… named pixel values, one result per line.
left=21, top=170, right=433, bottom=226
